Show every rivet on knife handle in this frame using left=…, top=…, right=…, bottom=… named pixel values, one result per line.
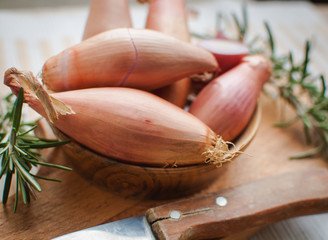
left=215, top=196, right=228, bottom=207
left=146, top=168, right=328, bottom=240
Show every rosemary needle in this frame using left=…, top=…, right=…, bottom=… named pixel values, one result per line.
left=0, top=87, right=71, bottom=212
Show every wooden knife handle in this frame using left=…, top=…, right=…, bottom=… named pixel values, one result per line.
left=146, top=168, right=328, bottom=240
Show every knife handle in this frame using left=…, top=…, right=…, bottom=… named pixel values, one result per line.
left=146, top=168, right=328, bottom=240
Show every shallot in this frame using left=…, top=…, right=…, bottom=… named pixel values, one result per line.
left=189, top=55, right=271, bottom=141
left=42, top=28, right=217, bottom=92
left=83, top=0, right=132, bottom=40
left=144, top=0, right=191, bottom=108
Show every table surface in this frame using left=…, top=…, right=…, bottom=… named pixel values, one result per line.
left=1, top=1, right=328, bottom=239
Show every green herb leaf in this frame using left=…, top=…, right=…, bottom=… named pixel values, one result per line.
left=19, top=140, right=69, bottom=149
left=26, top=157, right=72, bottom=171
left=14, top=174, right=19, bottom=212
left=13, top=153, right=41, bottom=192
left=264, top=22, right=275, bottom=55
left=2, top=172, right=12, bottom=205
left=31, top=174, right=62, bottom=182
left=12, top=88, right=24, bottom=132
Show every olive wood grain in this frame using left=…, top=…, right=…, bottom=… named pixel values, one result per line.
left=146, top=168, right=328, bottom=240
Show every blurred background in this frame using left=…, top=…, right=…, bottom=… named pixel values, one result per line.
left=0, top=0, right=327, bottom=9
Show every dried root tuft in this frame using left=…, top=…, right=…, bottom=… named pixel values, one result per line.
left=203, top=135, right=243, bottom=167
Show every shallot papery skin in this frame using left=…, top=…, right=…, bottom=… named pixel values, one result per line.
left=83, top=0, right=132, bottom=40
left=42, top=28, right=217, bottom=92
left=5, top=68, right=236, bottom=167
left=189, top=55, right=272, bottom=142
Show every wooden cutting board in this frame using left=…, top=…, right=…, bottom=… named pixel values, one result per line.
left=0, top=94, right=327, bottom=240
left=1, top=1, right=328, bottom=239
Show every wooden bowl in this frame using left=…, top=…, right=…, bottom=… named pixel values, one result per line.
left=51, top=104, right=262, bottom=200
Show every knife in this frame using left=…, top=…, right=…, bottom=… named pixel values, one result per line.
left=53, top=168, right=328, bottom=240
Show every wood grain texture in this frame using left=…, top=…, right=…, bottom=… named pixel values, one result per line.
left=146, top=168, right=328, bottom=240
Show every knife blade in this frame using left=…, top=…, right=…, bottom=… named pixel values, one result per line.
left=53, top=215, right=154, bottom=240
left=53, top=168, right=328, bottom=240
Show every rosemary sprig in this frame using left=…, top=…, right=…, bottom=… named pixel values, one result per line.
left=231, top=6, right=328, bottom=160
left=0, top=87, right=71, bottom=212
